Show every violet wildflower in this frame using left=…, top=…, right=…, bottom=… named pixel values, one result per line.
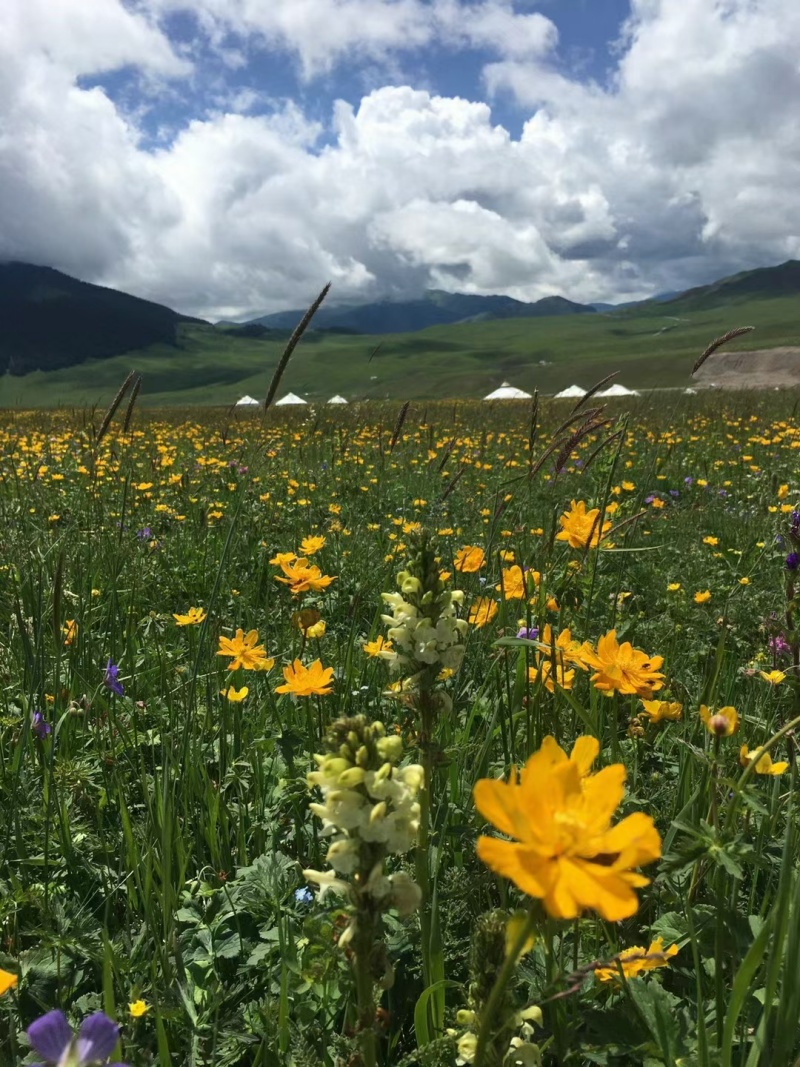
left=27, top=1009, right=126, bottom=1066
left=136, top=527, right=152, bottom=541
left=31, top=710, right=51, bottom=740
left=516, top=626, right=539, bottom=641
left=103, top=660, right=124, bottom=697
left=786, top=552, right=800, bottom=572
left=294, top=887, right=313, bottom=905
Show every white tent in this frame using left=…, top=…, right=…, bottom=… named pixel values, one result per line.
left=274, top=392, right=308, bottom=406
left=554, top=384, right=587, bottom=399
left=684, top=387, right=698, bottom=395
left=595, top=383, right=640, bottom=397
left=235, top=395, right=259, bottom=406
left=483, top=381, right=532, bottom=400
left=327, top=395, right=348, bottom=405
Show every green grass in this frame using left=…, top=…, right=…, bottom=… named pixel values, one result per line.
left=0, top=291, right=797, bottom=407
left=1, top=393, right=800, bottom=1065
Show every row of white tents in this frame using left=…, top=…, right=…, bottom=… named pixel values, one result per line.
left=237, top=381, right=696, bottom=406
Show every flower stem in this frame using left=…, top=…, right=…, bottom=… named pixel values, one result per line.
left=474, top=906, right=538, bottom=1067
left=352, top=911, right=378, bottom=1067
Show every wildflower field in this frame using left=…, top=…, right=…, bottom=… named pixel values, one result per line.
left=1, top=386, right=800, bottom=1066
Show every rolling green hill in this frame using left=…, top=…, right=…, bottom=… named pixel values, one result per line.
left=1, top=290, right=796, bottom=408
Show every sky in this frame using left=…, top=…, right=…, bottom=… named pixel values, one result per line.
left=1, top=0, right=799, bottom=321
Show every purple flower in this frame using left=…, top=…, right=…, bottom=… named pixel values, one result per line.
left=669, top=490, right=680, bottom=498
left=644, top=494, right=656, bottom=504
left=103, top=660, right=124, bottom=697
left=27, top=1010, right=126, bottom=1066
left=516, top=626, right=539, bottom=640
left=769, top=635, right=791, bottom=657
left=684, top=477, right=693, bottom=486
left=294, top=887, right=313, bottom=905
left=31, top=710, right=51, bottom=739
left=786, top=552, right=800, bottom=572
left=136, top=527, right=152, bottom=540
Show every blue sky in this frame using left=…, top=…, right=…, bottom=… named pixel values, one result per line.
left=2, top=0, right=798, bottom=319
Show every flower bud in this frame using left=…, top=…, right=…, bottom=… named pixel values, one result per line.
left=338, top=766, right=366, bottom=788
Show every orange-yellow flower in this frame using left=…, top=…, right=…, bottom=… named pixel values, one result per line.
left=274, top=557, right=337, bottom=595
left=579, top=630, right=664, bottom=698
left=0, top=969, right=17, bottom=996
left=699, top=705, right=739, bottom=736
left=529, top=659, right=575, bottom=693
left=364, top=635, right=392, bottom=657
left=269, top=551, right=297, bottom=565
left=468, top=597, right=498, bottom=628
left=759, top=669, right=786, bottom=685
left=475, top=735, right=661, bottom=920
left=694, top=589, right=712, bottom=604
left=739, top=745, right=788, bottom=775
left=276, top=659, right=334, bottom=697
left=221, top=685, right=249, bottom=702
left=454, top=545, right=485, bottom=573
left=299, top=535, right=326, bottom=555
left=496, top=565, right=528, bottom=599
left=556, top=500, right=611, bottom=550
left=594, top=938, right=679, bottom=982
left=639, top=699, right=682, bottom=723
left=63, top=619, right=78, bottom=646
left=217, top=629, right=274, bottom=671
left=173, top=606, right=207, bottom=626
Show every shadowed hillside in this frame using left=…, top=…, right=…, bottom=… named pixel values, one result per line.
left=0, top=262, right=205, bottom=375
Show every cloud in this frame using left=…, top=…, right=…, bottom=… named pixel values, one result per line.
left=1, top=0, right=799, bottom=319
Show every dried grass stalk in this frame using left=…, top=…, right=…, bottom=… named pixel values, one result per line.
left=121, top=375, right=142, bottom=435
left=263, top=281, right=331, bottom=413
left=389, top=401, right=410, bottom=452
left=96, top=370, right=137, bottom=444
left=571, top=372, right=619, bottom=414
left=692, top=326, right=755, bottom=376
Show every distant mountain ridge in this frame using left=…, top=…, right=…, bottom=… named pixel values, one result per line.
left=0, top=262, right=205, bottom=375
left=246, top=289, right=597, bottom=334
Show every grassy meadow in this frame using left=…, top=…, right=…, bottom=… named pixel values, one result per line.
left=1, top=386, right=800, bottom=1065
left=1, top=289, right=798, bottom=407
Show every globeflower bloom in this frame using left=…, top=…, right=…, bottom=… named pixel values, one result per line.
left=173, top=606, right=207, bottom=626
left=639, top=699, right=683, bottom=723
left=556, top=500, right=611, bottom=550
left=274, top=557, right=337, bottom=595
left=699, top=704, right=740, bottom=736
left=739, top=745, right=789, bottom=775
left=217, top=629, right=274, bottom=671
left=580, top=630, right=664, bottom=698
left=300, top=534, right=326, bottom=555
left=759, top=669, right=786, bottom=685
left=276, top=659, right=334, bottom=697
left=363, top=635, right=393, bottom=657
left=63, top=620, right=78, bottom=646
left=594, top=938, right=679, bottom=982
left=475, top=736, right=661, bottom=920
left=454, top=545, right=485, bottom=573
left=467, top=597, right=498, bottom=628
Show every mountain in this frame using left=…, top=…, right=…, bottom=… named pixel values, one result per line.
left=658, top=260, right=800, bottom=312
left=0, top=262, right=205, bottom=375
left=246, top=289, right=596, bottom=334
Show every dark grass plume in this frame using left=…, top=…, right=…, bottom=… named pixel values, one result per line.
left=121, top=375, right=142, bottom=435
left=262, top=282, right=331, bottom=414
left=527, top=390, right=539, bottom=464
left=692, top=326, right=755, bottom=376
left=367, top=343, right=383, bottom=364
left=553, top=418, right=614, bottom=479
left=389, top=401, right=410, bottom=452
left=95, top=370, right=137, bottom=444
left=571, top=372, right=619, bottom=414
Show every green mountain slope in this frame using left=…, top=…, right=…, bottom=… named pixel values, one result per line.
left=0, top=262, right=205, bottom=375
left=1, top=290, right=796, bottom=408
left=247, top=289, right=596, bottom=333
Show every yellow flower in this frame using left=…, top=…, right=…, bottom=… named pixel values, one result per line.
left=221, top=685, right=249, bottom=702
left=129, top=999, right=149, bottom=1018
left=305, top=620, right=326, bottom=639
left=275, top=659, right=334, bottom=697
left=703, top=536, right=719, bottom=546
left=496, top=565, right=527, bottom=599
left=529, top=660, right=575, bottom=693
left=555, top=500, right=611, bottom=550
left=173, top=606, right=207, bottom=626
left=274, top=557, right=337, bottom=595
left=739, top=745, right=789, bottom=775
left=454, top=545, right=485, bottom=573
left=594, top=938, right=679, bottom=982
left=300, top=535, right=326, bottom=555
left=135, top=482, right=153, bottom=490
left=778, top=484, right=790, bottom=499
left=0, top=969, right=17, bottom=996
left=699, top=705, right=740, bottom=736
left=364, top=635, right=392, bottom=657
left=739, top=577, right=751, bottom=585
left=269, top=551, right=297, bottom=565
left=759, top=669, right=786, bottom=685
left=579, top=630, right=665, bottom=698
left=667, top=583, right=681, bottom=592
left=474, top=735, right=661, bottom=920
left=217, top=629, right=274, bottom=671
left=63, top=619, right=78, bottom=646
left=639, top=699, right=683, bottom=723
left=468, top=597, right=498, bottom=628
left=694, top=590, right=712, bottom=604
left=622, top=481, right=635, bottom=491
